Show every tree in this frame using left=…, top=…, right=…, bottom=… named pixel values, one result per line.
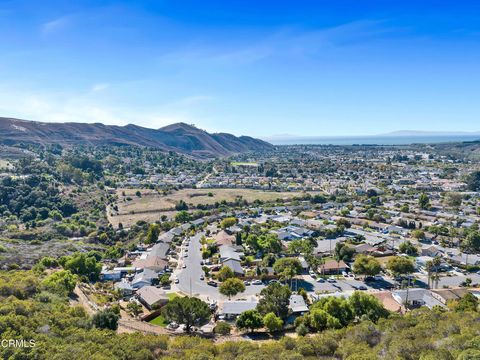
left=399, top=241, right=418, bottom=256
left=444, top=192, right=462, bottom=208
left=175, top=210, right=191, bottom=223
left=236, top=310, right=263, bottom=332
left=306, top=308, right=340, bottom=331
left=41, top=270, right=77, bottom=296
left=263, top=312, right=283, bottom=333
left=466, top=171, right=480, bottom=191
left=334, top=243, right=355, bottom=262
left=217, top=266, right=234, bottom=282
left=348, top=291, right=389, bottom=322
left=352, top=255, right=381, bottom=277
left=219, top=278, right=245, bottom=299
left=127, top=302, right=143, bottom=317
left=418, top=193, right=430, bottom=210
left=273, top=257, right=302, bottom=284
left=162, top=296, right=211, bottom=333
left=257, top=282, right=292, bottom=319
left=311, top=296, right=354, bottom=327
left=92, top=309, right=120, bottom=330
left=412, top=229, right=425, bottom=240
left=220, top=217, right=237, bottom=229
left=386, top=256, right=415, bottom=277
left=452, top=293, right=478, bottom=312
left=214, top=321, right=231, bottom=335
left=62, top=253, right=102, bottom=281
left=175, top=200, right=188, bottom=211
left=145, top=224, right=160, bottom=244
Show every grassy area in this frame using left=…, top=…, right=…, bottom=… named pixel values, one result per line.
left=167, top=293, right=181, bottom=300
left=231, top=161, right=258, bottom=167
left=110, top=188, right=317, bottom=228
left=148, top=314, right=168, bottom=327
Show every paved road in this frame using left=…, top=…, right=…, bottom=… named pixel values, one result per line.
left=173, top=232, right=265, bottom=301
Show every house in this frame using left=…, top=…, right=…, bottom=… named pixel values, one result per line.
left=219, top=245, right=243, bottom=262
left=222, top=259, right=244, bottom=275
left=431, top=288, right=472, bottom=304
left=150, top=242, right=170, bottom=259
left=289, top=294, right=309, bottom=314
left=132, top=269, right=158, bottom=289
left=392, top=288, right=445, bottom=309
left=191, top=218, right=205, bottom=227
left=371, top=291, right=405, bottom=313
left=421, top=245, right=442, bottom=258
left=318, top=259, right=349, bottom=275
left=214, top=231, right=235, bottom=247
left=218, top=300, right=258, bottom=319
left=114, top=281, right=134, bottom=296
left=100, top=269, right=122, bottom=281
left=158, top=231, right=175, bottom=244
left=137, top=286, right=169, bottom=310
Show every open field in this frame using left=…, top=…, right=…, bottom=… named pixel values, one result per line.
left=108, top=188, right=314, bottom=228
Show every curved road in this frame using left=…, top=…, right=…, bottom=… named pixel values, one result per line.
left=173, top=232, right=264, bottom=301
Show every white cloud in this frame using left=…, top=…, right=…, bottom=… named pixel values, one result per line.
left=0, top=85, right=206, bottom=129
left=41, top=16, right=72, bottom=36
left=90, top=83, right=110, bottom=93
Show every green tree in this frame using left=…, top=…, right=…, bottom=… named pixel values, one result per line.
left=257, top=282, right=292, bottom=319
left=452, top=293, right=478, bottom=312
left=127, top=302, right=143, bottom=317
left=418, top=193, right=430, bottom=210
left=352, top=255, right=382, bottom=277
left=273, top=257, right=302, bottom=284
left=145, top=224, right=161, bottom=244
left=92, top=309, right=120, bottom=330
left=466, top=171, right=480, bottom=191
left=236, top=309, right=263, bottom=333
left=263, top=312, right=283, bottom=333
left=41, top=270, right=77, bottom=296
left=175, top=210, right=191, bottom=223
left=219, top=278, right=246, bottom=299
left=412, top=229, right=425, bottom=240
left=399, top=241, right=418, bottom=256
left=386, top=256, right=415, bottom=277
left=162, top=296, right=210, bottom=333
left=348, top=291, right=389, bottom=322
left=214, top=321, right=231, bottom=335
left=217, top=266, right=234, bottom=282
left=220, top=217, right=237, bottom=229
left=63, top=253, right=102, bottom=281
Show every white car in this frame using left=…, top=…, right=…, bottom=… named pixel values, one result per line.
left=251, top=279, right=263, bottom=285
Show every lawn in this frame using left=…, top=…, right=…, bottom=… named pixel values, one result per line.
left=149, top=315, right=168, bottom=327
left=109, top=188, right=318, bottom=228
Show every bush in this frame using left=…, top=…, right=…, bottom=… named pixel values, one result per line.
left=214, top=321, right=232, bottom=335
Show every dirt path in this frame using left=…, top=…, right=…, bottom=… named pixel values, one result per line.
left=117, top=318, right=172, bottom=335
left=72, top=285, right=97, bottom=315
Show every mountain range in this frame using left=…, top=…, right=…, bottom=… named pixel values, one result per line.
left=0, top=117, right=273, bottom=158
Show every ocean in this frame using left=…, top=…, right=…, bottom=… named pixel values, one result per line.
left=267, top=135, right=480, bottom=146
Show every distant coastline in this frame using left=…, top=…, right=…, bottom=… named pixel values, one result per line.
left=265, top=135, right=480, bottom=146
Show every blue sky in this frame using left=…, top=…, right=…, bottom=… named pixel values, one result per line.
left=0, top=0, right=479, bottom=137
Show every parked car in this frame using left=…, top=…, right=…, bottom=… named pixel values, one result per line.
left=251, top=279, right=263, bottom=285
left=174, top=278, right=179, bottom=284
left=182, top=264, right=187, bottom=269
left=207, top=280, right=218, bottom=287
left=316, top=277, right=325, bottom=283
left=166, top=322, right=179, bottom=330
left=200, top=275, right=205, bottom=280
left=358, top=285, right=368, bottom=290
left=327, top=278, right=336, bottom=283
left=183, top=254, right=188, bottom=258
left=244, top=280, right=251, bottom=286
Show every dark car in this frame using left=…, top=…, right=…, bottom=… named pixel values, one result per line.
left=207, top=281, right=218, bottom=287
